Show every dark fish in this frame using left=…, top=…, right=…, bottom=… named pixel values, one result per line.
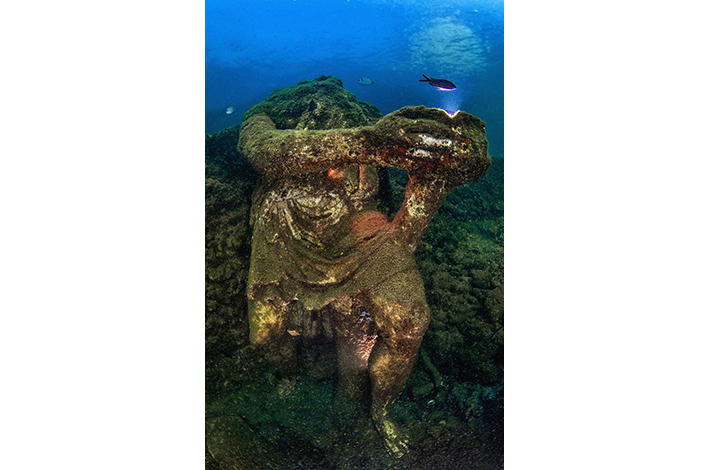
left=419, top=74, right=457, bottom=90
left=308, top=99, right=317, bottom=112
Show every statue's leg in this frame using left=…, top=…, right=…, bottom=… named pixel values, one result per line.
left=248, top=292, right=298, bottom=379
left=329, top=296, right=377, bottom=403
left=363, top=268, right=430, bottom=458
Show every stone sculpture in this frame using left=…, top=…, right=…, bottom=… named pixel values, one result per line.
left=236, top=75, right=490, bottom=457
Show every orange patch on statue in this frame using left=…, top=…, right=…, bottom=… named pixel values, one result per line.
left=327, top=168, right=346, bottom=179
left=350, top=211, right=390, bottom=242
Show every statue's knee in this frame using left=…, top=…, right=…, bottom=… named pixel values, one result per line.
left=248, top=299, right=285, bottom=348
left=373, top=302, right=429, bottom=357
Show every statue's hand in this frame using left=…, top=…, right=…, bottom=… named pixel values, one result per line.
left=371, top=106, right=490, bottom=187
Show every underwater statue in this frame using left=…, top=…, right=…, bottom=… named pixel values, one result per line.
left=237, top=75, right=490, bottom=457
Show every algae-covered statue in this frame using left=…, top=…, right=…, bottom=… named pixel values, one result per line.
left=237, top=75, right=491, bottom=457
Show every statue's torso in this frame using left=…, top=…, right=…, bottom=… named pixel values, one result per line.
left=252, top=166, right=380, bottom=253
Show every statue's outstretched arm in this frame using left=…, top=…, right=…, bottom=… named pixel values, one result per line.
left=238, top=106, right=489, bottom=183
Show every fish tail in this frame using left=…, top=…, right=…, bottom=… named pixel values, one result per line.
left=419, top=74, right=430, bottom=82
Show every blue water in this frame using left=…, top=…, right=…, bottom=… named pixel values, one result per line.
left=206, top=0, right=504, bottom=156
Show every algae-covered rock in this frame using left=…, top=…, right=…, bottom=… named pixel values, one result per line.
left=205, top=125, right=258, bottom=362
left=242, top=74, right=383, bottom=131
left=416, top=156, right=504, bottom=386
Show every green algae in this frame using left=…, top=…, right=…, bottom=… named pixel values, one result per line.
left=242, top=75, right=382, bottom=131
left=205, top=125, right=258, bottom=361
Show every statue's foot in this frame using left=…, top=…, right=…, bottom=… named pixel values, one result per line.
left=372, top=412, right=409, bottom=458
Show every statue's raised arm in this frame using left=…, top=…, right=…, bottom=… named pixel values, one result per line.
left=239, top=105, right=489, bottom=187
